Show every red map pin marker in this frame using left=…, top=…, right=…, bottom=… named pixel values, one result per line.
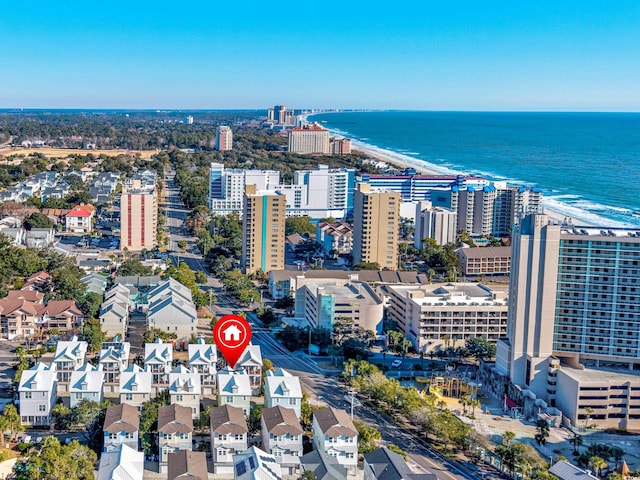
left=213, top=314, right=252, bottom=369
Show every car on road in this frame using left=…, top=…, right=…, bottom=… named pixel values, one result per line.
left=391, top=359, right=403, bottom=368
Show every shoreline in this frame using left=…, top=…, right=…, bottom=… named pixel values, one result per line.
left=349, top=140, right=570, bottom=226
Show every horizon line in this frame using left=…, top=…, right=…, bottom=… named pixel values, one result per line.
left=1, top=108, right=640, bottom=114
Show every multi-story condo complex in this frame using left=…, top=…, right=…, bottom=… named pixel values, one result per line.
left=353, top=183, right=400, bottom=270
left=288, top=165, right=355, bottom=219
left=287, top=123, right=330, bottom=154
left=359, top=173, right=489, bottom=202
left=209, top=163, right=355, bottom=220
left=385, top=283, right=509, bottom=353
left=295, top=277, right=384, bottom=334
left=494, top=214, right=640, bottom=429
left=208, top=163, right=279, bottom=214
left=120, top=180, right=158, bottom=251
left=215, top=126, right=233, bottom=151
left=360, top=173, right=542, bottom=237
left=414, top=201, right=457, bottom=248
left=241, top=185, right=286, bottom=275
left=457, top=246, right=512, bottom=276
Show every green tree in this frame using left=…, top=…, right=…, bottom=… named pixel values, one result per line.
left=465, top=337, right=497, bottom=362
left=82, top=318, right=105, bottom=352
left=117, top=259, right=152, bottom=276
left=354, top=420, right=381, bottom=454
left=388, top=444, right=407, bottom=460
left=300, top=393, right=313, bottom=429
left=301, top=471, right=317, bottom=480
left=0, top=404, right=24, bottom=442
left=78, top=291, right=103, bottom=319
left=503, top=430, right=516, bottom=446
left=353, top=261, right=381, bottom=270
left=23, top=212, right=54, bottom=230
left=13, top=436, right=96, bottom=480
left=285, top=216, right=315, bottom=235
left=248, top=405, right=263, bottom=436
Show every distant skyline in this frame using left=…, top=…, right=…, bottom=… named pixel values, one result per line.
left=2, top=1, right=640, bottom=111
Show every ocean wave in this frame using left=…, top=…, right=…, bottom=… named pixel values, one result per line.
left=543, top=198, right=637, bottom=228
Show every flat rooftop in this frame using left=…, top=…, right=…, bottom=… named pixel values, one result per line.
left=559, top=366, right=640, bottom=384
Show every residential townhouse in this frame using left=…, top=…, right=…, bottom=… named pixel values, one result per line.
left=146, top=278, right=197, bottom=340
left=158, top=404, right=194, bottom=474
left=210, top=404, right=248, bottom=474
left=99, top=292, right=129, bottom=340
left=119, top=365, right=153, bottom=407
left=312, top=407, right=358, bottom=469
left=103, top=403, right=140, bottom=452
left=18, top=363, right=57, bottom=426
left=82, top=272, right=108, bottom=296
left=167, top=451, right=208, bottom=480
left=53, top=336, right=88, bottom=392
left=188, top=339, right=217, bottom=395
left=237, top=344, right=263, bottom=395
left=168, top=365, right=201, bottom=420
left=261, top=406, right=303, bottom=475
left=97, top=444, right=144, bottom=480
left=233, top=446, right=283, bottom=480
left=217, top=367, right=252, bottom=416
left=144, top=340, right=173, bottom=393
left=264, top=368, right=303, bottom=418
left=25, top=227, right=55, bottom=249
left=69, top=364, right=105, bottom=408
left=99, top=342, right=130, bottom=394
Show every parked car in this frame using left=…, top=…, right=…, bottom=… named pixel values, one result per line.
left=391, top=359, right=403, bottom=368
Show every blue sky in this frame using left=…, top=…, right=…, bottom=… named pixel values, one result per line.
left=1, top=1, right=639, bottom=110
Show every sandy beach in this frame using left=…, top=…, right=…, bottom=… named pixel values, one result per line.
left=352, top=140, right=570, bottom=225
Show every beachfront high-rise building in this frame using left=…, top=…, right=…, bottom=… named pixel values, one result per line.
left=330, top=137, right=352, bottom=155
left=209, top=163, right=279, bottom=215
left=289, top=165, right=355, bottom=219
left=241, top=185, right=286, bottom=275
left=120, top=181, right=158, bottom=251
left=414, top=201, right=457, bottom=248
left=215, top=126, right=233, bottom=151
left=287, top=123, right=330, bottom=154
left=183, top=115, right=194, bottom=125
left=352, top=183, right=400, bottom=270
left=494, top=213, right=640, bottom=429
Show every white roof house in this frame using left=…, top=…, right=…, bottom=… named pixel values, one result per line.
left=168, top=365, right=201, bottom=420
left=147, top=289, right=197, bottom=341
left=217, top=367, right=252, bottom=416
left=97, top=444, right=144, bottom=480
left=188, top=339, right=217, bottom=394
left=69, top=364, right=105, bottom=408
left=237, top=344, right=263, bottom=395
left=53, top=336, right=88, bottom=389
left=18, top=363, right=58, bottom=427
left=264, top=368, right=303, bottom=418
left=147, top=277, right=193, bottom=304
left=119, top=365, right=153, bottom=407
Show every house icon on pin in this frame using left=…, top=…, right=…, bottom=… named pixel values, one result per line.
left=222, top=324, right=242, bottom=342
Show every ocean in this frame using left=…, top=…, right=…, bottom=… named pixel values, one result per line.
left=309, top=111, right=640, bottom=228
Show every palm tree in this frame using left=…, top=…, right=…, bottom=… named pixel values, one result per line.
left=460, top=394, right=470, bottom=415
left=503, top=430, right=515, bottom=446
left=535, top=419, right=550, bottom=445
left=436, top=399, right=447, bottom=411
left=470, top=398, right=481, bottom=417
left=588, top=456, right=607, bottom=478
left=572, top=433, right=583, bottom=454
left=584, top=407, right=593, bottom=428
